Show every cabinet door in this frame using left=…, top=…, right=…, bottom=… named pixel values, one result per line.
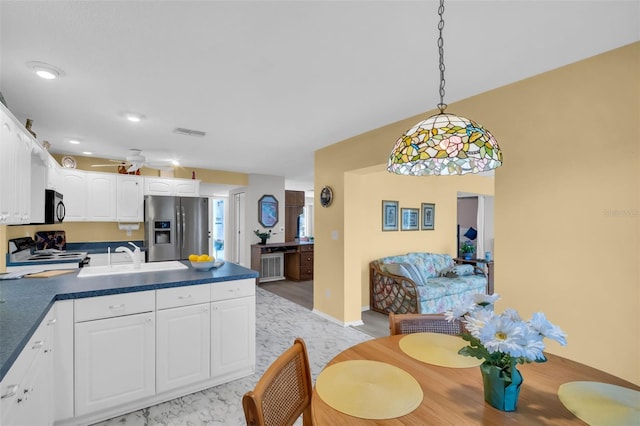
left=1, top=307, right=55, bottom=426
left=87, top=172, right=117, bottom=221
left=61, top=169, right=87, bottom=221
left=174, top=179, right=199, bottom=197
left=117, top=175, right=143, bottom=221
left=156, top=304, right=210, bottom=393
left=0, top=110, right=15, bottom=223
left=15, top=133, right=32, bottom=223
left=46, top=156, right=62, bottom=190
left=75, top=312, right=155, bottom=416
left=211, top=296, right=255, bottom=380
left=143, top=177, right=173, bottom=195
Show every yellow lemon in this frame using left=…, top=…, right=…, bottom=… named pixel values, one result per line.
left=207, top=255, right=214, bottom=262
left=188, top=254, right=199, bottom=262
left=197, top=254, right=209, bottom=262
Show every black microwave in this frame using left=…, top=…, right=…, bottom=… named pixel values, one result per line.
left=45, top=189, right=65, bottom=224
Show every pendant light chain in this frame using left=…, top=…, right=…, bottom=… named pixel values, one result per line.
left=437, top=0, right=447, bottom=114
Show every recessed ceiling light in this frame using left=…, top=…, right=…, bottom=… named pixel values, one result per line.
left=171, top=160, right=180, bottom=166
left=83, top=151, right=93, bottom=155
left=125, top=113, right=145, bottom=122
left=68, top=139, right=81, bottom=145
left=26, top=61, right=65, bottom=80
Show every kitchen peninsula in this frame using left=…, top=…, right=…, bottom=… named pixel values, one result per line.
left=0, top=262, right=258, bottom=426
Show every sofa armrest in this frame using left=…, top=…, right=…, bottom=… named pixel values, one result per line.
left=369, top=261, right=420, bottom=314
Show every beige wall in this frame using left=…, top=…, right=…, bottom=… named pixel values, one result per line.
left=314, top=42, right=639, bottom=385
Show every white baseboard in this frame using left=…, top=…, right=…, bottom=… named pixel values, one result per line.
left=311, top=309, right=364, bottom=327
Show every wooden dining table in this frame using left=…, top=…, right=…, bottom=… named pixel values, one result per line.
left=311, top=334, right=639, bottom=425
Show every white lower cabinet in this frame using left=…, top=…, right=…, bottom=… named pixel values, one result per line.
left=211, top=296, right=256, bottom=380
left=0, top=306, right=55, bottom=426
left=74, top=294, right=156, bottom=416
left=156, top=303, right=211, bottom=392
left=4, top=279, right=255, bottom=425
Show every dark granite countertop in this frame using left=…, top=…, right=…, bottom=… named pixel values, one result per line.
left=0, top=261, right=258, bottom=381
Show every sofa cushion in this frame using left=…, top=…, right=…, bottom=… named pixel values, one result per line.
left=416, top=275, right=487, bottom=313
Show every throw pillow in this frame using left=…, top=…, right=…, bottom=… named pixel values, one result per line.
left=380, top=263, right=425, bottom=286
left=453, top=264, right=475, bottom=276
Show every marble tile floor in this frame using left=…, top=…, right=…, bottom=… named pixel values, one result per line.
left=93, top=287, right=373, bottom=426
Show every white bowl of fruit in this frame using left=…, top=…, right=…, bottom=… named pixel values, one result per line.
left=189, top=254, right=217, bottom=270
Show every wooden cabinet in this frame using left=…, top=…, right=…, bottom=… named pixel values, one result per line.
left=211, top=279, right=256, bottom=381
left=0, top=307, right=55, bottom=426
left=74, top=292, right=156, bottom=416
left=251, top=242, right=313, bottom=282
left=285, top=244, right=314, bottom=281
left=285, top=190, right=305, bottom=241
left=156, top=285, right=211, bottom=393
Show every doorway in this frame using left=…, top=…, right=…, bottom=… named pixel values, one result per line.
left=457, top=193, right=495, bottom=259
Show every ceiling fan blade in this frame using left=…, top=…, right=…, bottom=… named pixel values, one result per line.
left=91, top=163, right=126, bottom=167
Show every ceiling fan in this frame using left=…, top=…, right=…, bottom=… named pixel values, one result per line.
left=91, top=149, right=172, bottom=174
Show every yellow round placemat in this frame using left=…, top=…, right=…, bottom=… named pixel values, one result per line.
left=399, top=332, right=483, bottom=368
left=315, top=360, right=423, bottom=420
left=558, top=381, right=640, bottom=425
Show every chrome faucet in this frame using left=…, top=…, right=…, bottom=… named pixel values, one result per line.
left=115, top=242, right=142, bottom=269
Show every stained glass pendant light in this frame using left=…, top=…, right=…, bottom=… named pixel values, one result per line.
left=388, top=0, right=503, bottom=176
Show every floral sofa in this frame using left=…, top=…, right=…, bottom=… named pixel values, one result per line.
left=369, top=252, right=493, bottom=315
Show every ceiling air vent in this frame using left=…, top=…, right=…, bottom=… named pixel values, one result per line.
left=173, top=127, right=206, bottom=137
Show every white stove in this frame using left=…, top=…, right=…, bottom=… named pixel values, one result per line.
left=7, top=237, right=89, bottom=273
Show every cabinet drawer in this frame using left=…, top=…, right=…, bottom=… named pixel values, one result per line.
left=299, top=244, right=314, bottom=253
left=211, top=279, right=255, bottom=302
left=157, top=284, right=210, bottom=310
left=75, top=291, right=155, bottom=322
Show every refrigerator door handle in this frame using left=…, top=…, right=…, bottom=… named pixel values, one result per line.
left=181, top=204, right=186, bottom=250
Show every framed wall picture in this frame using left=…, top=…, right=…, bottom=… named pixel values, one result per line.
left=421, top=203, right=435, bottom=230
left=401, top=208, right=419, bottom=231
left=382, top=200, right=399, bottom=231
left=258, top=194, right=279, bottom=228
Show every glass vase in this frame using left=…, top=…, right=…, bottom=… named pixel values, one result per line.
left=480, top=361, right=523, bottom=412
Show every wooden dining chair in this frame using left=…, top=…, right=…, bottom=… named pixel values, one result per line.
left=242, top=337, right=313, bottom=426
left=389, top=312, right=464, bottom=336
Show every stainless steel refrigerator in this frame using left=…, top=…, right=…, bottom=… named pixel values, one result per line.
left=144, top=196, right=209, bottom=262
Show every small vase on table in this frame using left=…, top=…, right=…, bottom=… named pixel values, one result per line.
left=480, top=361, right=523, bottom=412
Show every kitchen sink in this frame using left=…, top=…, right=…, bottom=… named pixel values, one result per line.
left=77, top=261, right=188, bottom=278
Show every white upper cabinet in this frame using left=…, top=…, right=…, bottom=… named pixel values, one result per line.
left=116, top=175, right=144, bottom=221
left=144, top=177, right=200, bottom=197
left=86, top=172, right=117, bottom=221
left=60, top=169, right=88, bottom=221
left=0, top=104, right=47, bottom=224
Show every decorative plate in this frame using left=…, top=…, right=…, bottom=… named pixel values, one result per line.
left=61, top=156, right=76, bottom=169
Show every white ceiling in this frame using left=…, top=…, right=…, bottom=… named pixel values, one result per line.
left=1, top=1, right=638, bottom=192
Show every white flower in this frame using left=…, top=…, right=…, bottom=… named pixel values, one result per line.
left=479, top=315, right=527, bottom=357
left=445, top=293, right=499, bottom=322
left=502, top=308, right=521, bottom=321
left=520, top=327, right=546, bottom=361
left=472, top=293, right=500, bottom=307
left=463, top=308, right=494, bottom=339
left=529, top=312, right=567, bottom=346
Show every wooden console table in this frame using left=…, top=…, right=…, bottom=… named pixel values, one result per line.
left=250, top=241, right=314, bottom=282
